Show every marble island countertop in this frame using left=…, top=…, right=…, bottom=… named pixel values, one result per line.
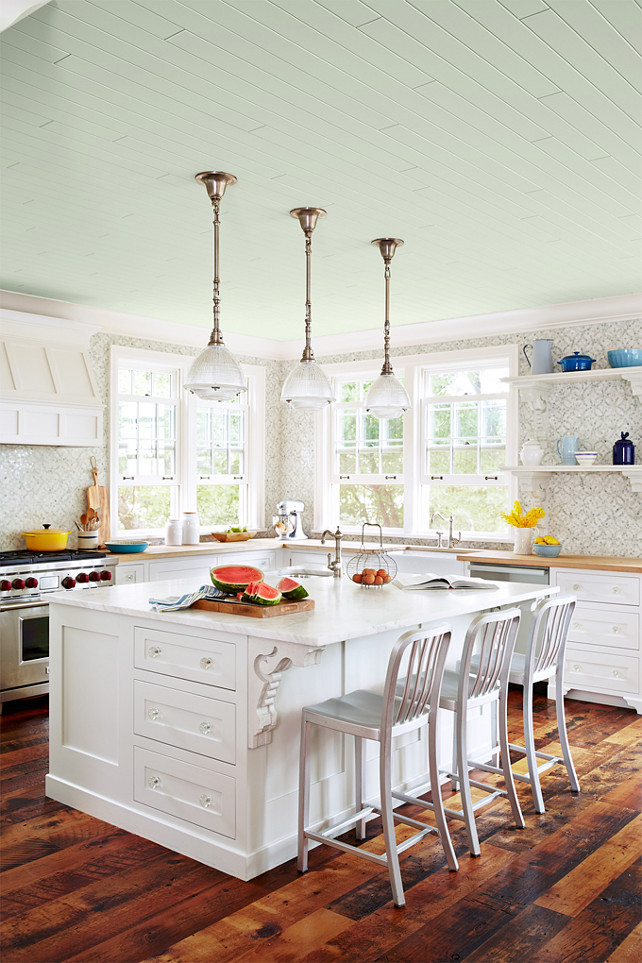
left=49, top=573, right=554, bottom=648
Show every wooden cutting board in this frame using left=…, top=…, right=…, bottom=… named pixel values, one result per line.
left=86, top=463, right=109, bottom=547
left=193, top=597, right=314, bottom=618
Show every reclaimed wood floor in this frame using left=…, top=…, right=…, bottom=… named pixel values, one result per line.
left=1, top=689, right=640, bottom=963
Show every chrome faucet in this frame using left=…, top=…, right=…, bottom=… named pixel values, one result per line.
left=321, top=526, right=343, bottom=577
left=429, top=512, right=461, bottom=549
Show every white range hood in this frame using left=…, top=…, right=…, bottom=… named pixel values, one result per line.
left=0, top=310, right=103, bottom=446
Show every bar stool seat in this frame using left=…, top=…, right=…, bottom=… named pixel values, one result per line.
left=298, top=625, right=457, bottom=907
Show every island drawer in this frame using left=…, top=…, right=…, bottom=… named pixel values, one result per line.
left=134, top=627, right=236, bottom=689
left=553, top=571, right=639, bottom=607
left=134, top=747, right=236, bottom=838
left=564, top=645, right=639, bottom=695
left=134, top=681, right=236, bottom=764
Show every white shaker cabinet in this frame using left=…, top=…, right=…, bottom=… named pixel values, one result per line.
left=550, top=567, right=641, bottom=714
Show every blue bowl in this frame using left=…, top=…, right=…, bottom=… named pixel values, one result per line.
left=533, top=543, right=562, bottom=557
left=608, top=348, right=642, bottom=368
left=105, top=541, right=149, bottom=554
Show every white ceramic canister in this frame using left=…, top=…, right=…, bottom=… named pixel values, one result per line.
left=77, top=531, right=99, bottom=550
left=165, top=518, right=183, bottom=546
left=182, top=512, right=201, bottom=545
left=519, top=440, right=544, bottom=466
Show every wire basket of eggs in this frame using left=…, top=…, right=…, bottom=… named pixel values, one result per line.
left=346, top=522, right=398, bottom=588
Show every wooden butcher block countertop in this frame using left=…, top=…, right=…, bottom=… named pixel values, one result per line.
left=458, top=550, right=642, bottom=574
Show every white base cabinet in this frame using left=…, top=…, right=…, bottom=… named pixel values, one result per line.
left=115, top=549, right=277, bottom=586
left=550, top=567, right=641, bottom=714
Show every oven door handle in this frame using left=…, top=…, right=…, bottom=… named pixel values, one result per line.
left=0, top=599, right=49, bottom=612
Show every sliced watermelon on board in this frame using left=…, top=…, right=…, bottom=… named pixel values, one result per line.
left=241, top=581, right=282, bottom=606
left=210, top=565, right=264, bottom=594
left=276, top=577, right=309, bottom=601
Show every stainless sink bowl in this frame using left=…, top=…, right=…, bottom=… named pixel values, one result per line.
left=275, top=566, right=334, bottom=578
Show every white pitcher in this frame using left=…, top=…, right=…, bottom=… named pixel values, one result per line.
left=520, top=440, right=544, bottom=466
left=523, top=339, right=553, bottom=374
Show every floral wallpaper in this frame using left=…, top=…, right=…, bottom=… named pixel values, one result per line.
left=0, top=317, right=640, bottom=557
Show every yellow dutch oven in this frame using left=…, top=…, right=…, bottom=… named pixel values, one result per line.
left=22, top=525, right=71, bottom=551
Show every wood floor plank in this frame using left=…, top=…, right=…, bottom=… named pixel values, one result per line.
left=535, top=814, right=642, bottom=917
left=605, top=921, right=642, bottom=962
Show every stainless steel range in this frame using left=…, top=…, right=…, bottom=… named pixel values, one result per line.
left=0, top=549, right=119, bottom=709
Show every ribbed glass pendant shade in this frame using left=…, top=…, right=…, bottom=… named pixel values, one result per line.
left=185, top=343, right=246, bottom=401
left=280, top=358, right=334, bottom=410
left=365, top=372, right=410, bottom=420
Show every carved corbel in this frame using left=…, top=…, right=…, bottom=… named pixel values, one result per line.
left=248, top=639, right=325, bottom=748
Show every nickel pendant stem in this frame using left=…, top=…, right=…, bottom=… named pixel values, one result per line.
left=303, top=230, right=314, bottom=362
left=208, top=197, right=224, bottom=347
left=382, top=258, right=392, bottom=376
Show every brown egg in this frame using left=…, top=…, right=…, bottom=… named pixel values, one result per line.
left=374, top=575, right=384, bottom=585
left=363, top=568, right=376, bottom=576
left=363, top=573, right=375, bottom=585
left=383, top=574, right=392, bottom=583
left=352, top=573, right=362, bottom=583
left=376, top=568, right=388, bottom=578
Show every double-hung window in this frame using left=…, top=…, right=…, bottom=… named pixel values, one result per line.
left=111, top=346, right=265, bottom=538
left=317, top=347, right=516, bottom=539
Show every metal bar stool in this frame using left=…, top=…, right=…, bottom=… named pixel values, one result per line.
left=439, top=608, right=524, bottom=857
left=298, top=625, right=457, bottom=908
left=507, top=594, right=580, bottom=813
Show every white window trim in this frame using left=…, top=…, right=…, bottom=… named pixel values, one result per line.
left=110, top=346, right=265, bottom=537
left=316, top=345, right=518, bottom=541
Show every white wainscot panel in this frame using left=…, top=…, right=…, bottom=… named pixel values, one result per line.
left=62, top=625, right=119, bottom=764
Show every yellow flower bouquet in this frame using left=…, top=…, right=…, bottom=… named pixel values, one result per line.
left=500, top=500, right=545, bottom=529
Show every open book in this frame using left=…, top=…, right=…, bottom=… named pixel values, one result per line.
left=395, top=573, right=499, bottom=591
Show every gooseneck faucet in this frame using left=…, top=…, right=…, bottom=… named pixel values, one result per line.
left=321, top=526, right=343, bottom=577
left=429, top=512, right=461, bottom=549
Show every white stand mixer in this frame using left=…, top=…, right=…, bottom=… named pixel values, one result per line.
left=273, top=499, right=308, bottom=540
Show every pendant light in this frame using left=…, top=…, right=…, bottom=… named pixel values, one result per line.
left=185, top=171, right=247, bottom=402
left=280, top=207, right=335, bottom=410
left=365, top=238, right=411, bottom=420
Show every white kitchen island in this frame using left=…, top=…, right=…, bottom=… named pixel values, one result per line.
left=46, top=574, right=555, bottom=880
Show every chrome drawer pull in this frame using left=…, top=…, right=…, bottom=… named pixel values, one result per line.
left=613, top=670, right=623, bottom=679
left=148, top=775, right=161, bottom=790
left=573, top=664, right=581, bottom=672
left=612, top=586, right=621, bottom=594
left=572, top=584, right=581, bottom=591
left=149, top=646, right=162, bottom=659
left=200, top=794, right=212, bottom=809
left=199, top=721, right=211, bottom=735
left=572, top=621, right=580, bottom=629
left=148, top=707, right=161, bottom=721
left=200, top=657, right=213, bottom=670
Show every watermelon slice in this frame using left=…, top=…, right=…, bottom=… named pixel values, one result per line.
left=240, top=581, right=282, bottom=606
left=210, top=565, right=264, bottom=594
left=276, top=577, right=309, bottom=601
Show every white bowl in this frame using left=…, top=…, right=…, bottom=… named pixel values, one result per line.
left=575, top=452, right=597, bottom=465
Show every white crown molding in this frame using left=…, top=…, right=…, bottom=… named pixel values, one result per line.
left=1, top=290, right=640, bottom=362
left=0, top=308, right=102, bottom=346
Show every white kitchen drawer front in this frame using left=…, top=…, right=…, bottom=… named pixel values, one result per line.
left=565, top=645, right=639, bottom=695
left=218, top=551, right=275, bottom=571
left=134, top=681, right=236, bottom=764
left=568, top=603, right=640, bottom=652
left=554, top=570, right=640, bottom=607
left=134, top=747, right=236, bottom=837
left=115, top=562, right=147, bottom=585
left=134, top=627, right=236, bottom=690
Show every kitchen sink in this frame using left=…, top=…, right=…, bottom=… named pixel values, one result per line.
left=275, top=566, right=334, bottom=578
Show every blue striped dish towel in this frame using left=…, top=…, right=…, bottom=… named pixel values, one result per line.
left=149, top=585, right=226, bottom=612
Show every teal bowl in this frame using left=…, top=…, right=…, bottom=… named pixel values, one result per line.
left=608, top=349, right=642, bottom=368
left=533, top=543, right=562, bottom=557
left=105, top=541, right=149, bottom=554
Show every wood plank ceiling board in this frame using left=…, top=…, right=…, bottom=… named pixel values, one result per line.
left=0, top=0, right=640, bottom=339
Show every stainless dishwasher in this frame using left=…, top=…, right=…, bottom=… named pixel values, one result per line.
left=468, top=561, right=550, bottom=585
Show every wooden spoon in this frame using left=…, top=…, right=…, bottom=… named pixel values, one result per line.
left=80, top=513, right=88, bottom=530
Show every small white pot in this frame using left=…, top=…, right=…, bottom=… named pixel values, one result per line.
left=513, top=528, right=533, bottom=554
left=78, top=531, right=99, bottom=550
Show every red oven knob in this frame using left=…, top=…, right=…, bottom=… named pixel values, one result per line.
left=25, top=577, right=38, bottom=588
left=100, top=570, right=112, bottom=581
left=12, top=578, right=26, bottom=590
left=89, top=571, right=101, bottom=582
left=1, top=580, right=11, bottom=591
left=62, top=576, right=76, bottom=589
left=76, top=572, right=89, bottom=583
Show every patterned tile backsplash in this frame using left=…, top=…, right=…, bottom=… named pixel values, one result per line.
left=0, top=318, right=640, bottom=557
